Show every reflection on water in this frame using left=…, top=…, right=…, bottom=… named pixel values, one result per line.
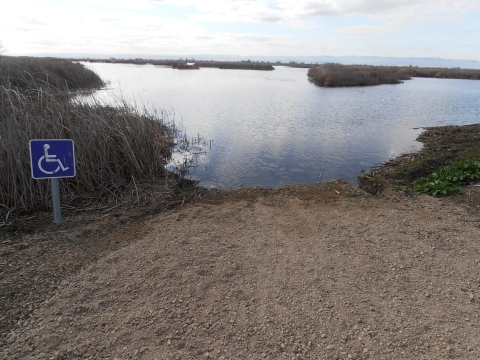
left=85, top=63, right=480, bottom=188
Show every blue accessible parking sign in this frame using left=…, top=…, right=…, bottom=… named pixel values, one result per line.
left=29, top=139, right=76, bottom=179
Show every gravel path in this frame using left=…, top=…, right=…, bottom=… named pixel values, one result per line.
left=2, top=182, right=480, bottom=359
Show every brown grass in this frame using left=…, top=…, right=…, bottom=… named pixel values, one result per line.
left=0, top=57, right=177, bottom=214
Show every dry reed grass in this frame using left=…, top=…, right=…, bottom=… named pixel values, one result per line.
left=0, top=57, right=177, bottom=215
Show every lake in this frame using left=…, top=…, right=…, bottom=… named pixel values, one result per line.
left=84, top=63, right=480, bottom=189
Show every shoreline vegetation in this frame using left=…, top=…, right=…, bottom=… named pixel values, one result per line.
left=308, top=63, right=480, bottom=87
left=0, top=56, right=186, bottom=216
left=358, top=124, right=480, bottom=199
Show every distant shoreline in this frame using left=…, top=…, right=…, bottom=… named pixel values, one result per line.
left=73, top=57, right=480, bottom=84
left=76, top=58, right=276, bottom=71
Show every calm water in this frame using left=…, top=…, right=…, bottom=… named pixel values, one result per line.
left=85, top=63, right=480, bottom=189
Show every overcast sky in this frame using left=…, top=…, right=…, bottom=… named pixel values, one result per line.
left=2, top=0, right=480, bottom=60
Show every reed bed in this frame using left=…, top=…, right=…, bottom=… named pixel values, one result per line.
left=307, top=64, right=411, bottom=87
left=0, top=58, right=177, bottom=214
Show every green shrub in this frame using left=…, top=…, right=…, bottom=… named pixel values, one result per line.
left=412, top=159, right=480, bottom=195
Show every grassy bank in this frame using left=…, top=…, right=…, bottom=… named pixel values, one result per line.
left=308, top=64, right=480, bottom=87
left=0, top=57, right=177, bottom=215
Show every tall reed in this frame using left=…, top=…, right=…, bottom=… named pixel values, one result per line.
left=0, top=58, right=176, bottom=213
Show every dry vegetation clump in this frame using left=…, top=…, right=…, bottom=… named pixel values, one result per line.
left=307, top=64, right=411, bottom=87
left=0, top=57, right=177, bottom=214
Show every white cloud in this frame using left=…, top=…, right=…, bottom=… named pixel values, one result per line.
left=300, top=0, right=480, bottom=18
left=150, top=0, right=480, bottom=26
left=1, top=0, right=479, bottom=59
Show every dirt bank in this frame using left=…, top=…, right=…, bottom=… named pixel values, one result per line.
left=1, top=177, right=480, bottom=359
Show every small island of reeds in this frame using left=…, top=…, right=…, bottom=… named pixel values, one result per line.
left=308, top=63, right=480, bottom=87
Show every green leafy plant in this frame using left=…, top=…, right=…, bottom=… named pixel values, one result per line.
left=412, top=159, right=480, bottom=195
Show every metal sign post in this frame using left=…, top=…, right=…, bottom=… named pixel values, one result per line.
left=29, top=139, right=76, bottom=224
left=50, top=178, right=62, bottom=223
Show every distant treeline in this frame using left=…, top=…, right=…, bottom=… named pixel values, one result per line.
left=172, top=63, right=200, bottom=70
left=77, top=58, right=275, bottom=71
left=0, top=56, right=176, bottom=213
left=194, top=61, right=274, bottom=71
left=308, top=64, right=480, bottom=87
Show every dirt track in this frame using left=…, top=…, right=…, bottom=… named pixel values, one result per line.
left=2, top=181, right=480, bottom=359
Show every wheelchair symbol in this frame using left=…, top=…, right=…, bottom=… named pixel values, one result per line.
left=38, top=144, right=70, bottom=175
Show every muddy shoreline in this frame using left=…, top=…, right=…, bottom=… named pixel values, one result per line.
left=358, top=123, right=480, bottom=207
